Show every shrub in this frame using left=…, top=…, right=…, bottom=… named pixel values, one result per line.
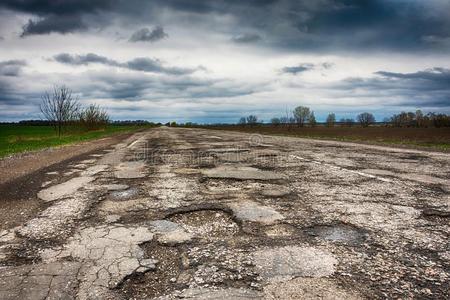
left=79, top=104, right=110, bottom=131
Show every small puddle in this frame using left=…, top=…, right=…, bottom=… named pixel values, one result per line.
left=306, top=224, right=366, bottom=245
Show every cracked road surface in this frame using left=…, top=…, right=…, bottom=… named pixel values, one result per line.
left=0, top=127, right=449, bottom=299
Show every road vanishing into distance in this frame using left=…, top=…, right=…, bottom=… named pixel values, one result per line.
left=0, top=127, right=449, bottom=299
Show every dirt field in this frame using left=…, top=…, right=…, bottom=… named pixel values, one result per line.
left=202, top=125, right=450, bottom=152
left=0, top=127, right=449, bottom=299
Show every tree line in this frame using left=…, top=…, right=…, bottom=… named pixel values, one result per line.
left=238, top=106, right=450, bottom=128
left=388, top=110, right=450, bottom=128
left=40, top=85, right=110, bottom=136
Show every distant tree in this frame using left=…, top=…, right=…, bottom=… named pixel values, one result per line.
left=390, top=113, right=402, bottom=127
left=428, top=112, right=450, bottom=128
left=170, top=121, right=177, bottom=127
left=340, top=118, right=355, bottom=127
left=238, top=117, right=247, bottom=125
left=40, top=85, right=80, bottom=137
left=308, top=111, right=317, bottom=127
left=357, top=112, right=375, bottom=127
left=389, top=110, right=450, bottom=128
left=293, top=106, right=310, bottom=127
left=246, top=115, right=258, bottom=125
left=79, top=104, right=109, bottom=131
left=415, top=110, right=425, bottom=127
left=390, top=111, right=415, bottom=127
left=382, top=117, right=391, bottom=126
left=326, top=113, right=336, bottom=127
left=271, top=117, right=281, bottom=126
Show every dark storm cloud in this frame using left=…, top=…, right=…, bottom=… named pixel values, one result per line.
left=0, top=80, right=15, bottom=104
left=75, top=70, right=262, bottom=101
left=151, top=0, right=450, bottom=52
left=296, top=0, right=450, bottom=51
left=53, top=53, right=197, bottom=75
left=125, top=58, right=195, bottom=75
left=281, top=63, right=314, bottom=74
left=0, top=0, right=113, bottom=36
left=21, top=14, right=86, bottom=36
left=0, top=0, right=113, bottom=15
left=281, top=62, right=333, bottom=74
left=0, top=60, right=27, bottom=76
left=0, top=75, right=40, bottom=115
left=129, top=26, right=168, bottom=42
left=1, top=0, right=450, bottom=51
left=231, top=33, right=262, bottom=44
left=53, top=53, right=119, bottom=66
left=333, top=68, right=450, bottom=107
left=375, top=68, right=450, bottom=84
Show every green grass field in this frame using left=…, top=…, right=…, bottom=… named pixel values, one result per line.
left=0, top=124, right=148, bottom=158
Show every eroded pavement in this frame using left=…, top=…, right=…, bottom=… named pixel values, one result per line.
left=1, top=127, right=449, bottom=299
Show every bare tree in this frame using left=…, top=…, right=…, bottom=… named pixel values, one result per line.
left=281, top=107, right=293, bottom=129
left=40, top=85, right=80, bottom=136
left=356, top=112, right=376, bottom=127
left=308, top=111, right=317, bottom=127
left=79, top=104, right=110, bottom=130
left=293, top=106, right=310, bottom=127
left=271, top=117, right=281, bottom=126
left=238, top=117, right=247, bottom=125
left=415, top=110, right=425, bottom=127
left=326, top=113, right=336, bottom=127
left=246, top=115, right=258, bottom=125
left=340, top=118, right=355, bottom=127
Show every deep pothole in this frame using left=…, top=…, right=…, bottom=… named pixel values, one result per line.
left=119, top=241, right=181, bottom=299
left=167, top=209, right=239, bottom=239
left=305, top=223, right=367, bottom=245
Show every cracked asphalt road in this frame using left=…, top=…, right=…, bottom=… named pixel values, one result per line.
left=0, top=127, right=449, bottom=299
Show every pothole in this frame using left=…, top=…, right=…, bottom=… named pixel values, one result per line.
left=201, top=166, right=285, bottom=181
left=305, top=223, right=366, bottom=245
left=167, top=209, right=239, bottom=239
left=119, top=241, right=181, bottom=299
left=421, top=208, right=450, bottom=222
left=109, top=187, right=140, bottom=201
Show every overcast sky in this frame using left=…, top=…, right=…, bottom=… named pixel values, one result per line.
left=1, top=0, right=450, bottom=123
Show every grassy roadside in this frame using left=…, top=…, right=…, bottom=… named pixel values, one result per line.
left=0, top=124, right=152, bottom=158
left=197, top=125, right=450, bottom=152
